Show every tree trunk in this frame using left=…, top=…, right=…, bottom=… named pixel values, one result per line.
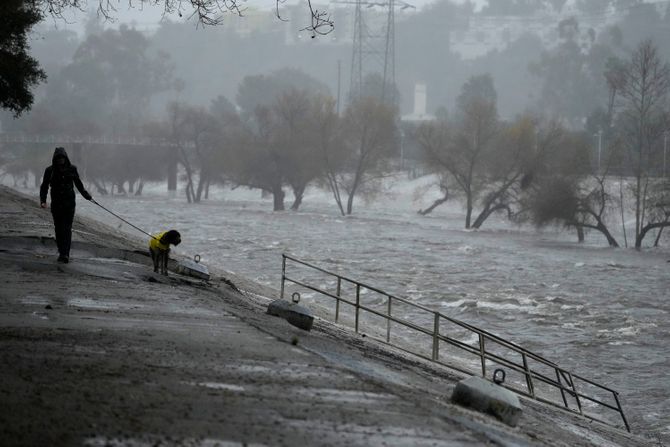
left=92, top=179, right=108, bottom=195
left=195, top=172, right=207, bottom=203
left=472, top=203, right=509, bottom=229
left=128, top=180, right=135, bottom=194
left=634, top=170, right=642, bottom=248
left=653, top=226, right=664, bottom=247
left=272, top=186, right=285, bottom=211
left=577, top=226, right=585, bottom=243
left=346, top=191, right=355, bottom=215
left=135, top=181, right=144, bottom=196
left=290, top=184, right=306, bottom=211
left=346, top=170, right=364, bottom=215
left=205, top=179, right=211, bottom=200
left=465, top=191, right=473, bottom=229
left=326, top=173, right=345, bottom=216
left=180, top=148, right=196, bottom=204
left=596, top=221, right=619, bottom=247
left=637, top=221, right=670, bottom=248
left=418, top=192, right=449, bottom=216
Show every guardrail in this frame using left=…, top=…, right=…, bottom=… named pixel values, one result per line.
left=280, top=253, right=630, bottom=432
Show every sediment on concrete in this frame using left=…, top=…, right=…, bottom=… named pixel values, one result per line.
left=0, top=185, right=654, bottom=447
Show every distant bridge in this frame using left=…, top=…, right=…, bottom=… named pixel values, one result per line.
left=0, top=132, right=194, bottom=148
left=0, top=132, right=187, bottom=191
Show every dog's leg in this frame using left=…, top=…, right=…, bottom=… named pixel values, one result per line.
left=150, top=248, right=159, bottom=273
left=162, top=248, right=169, bottom=276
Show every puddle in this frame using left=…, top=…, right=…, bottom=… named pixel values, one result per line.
left=21, top=295, right=50, bottom=305
left=291, top=387, right=398, bottom=405
left=84, top=437, right=266, bottom=447
left=67, top=297, right=142, bottom=310
left=185, top=381, right=246, bottom=392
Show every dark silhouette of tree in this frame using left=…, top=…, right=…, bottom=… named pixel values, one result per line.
left=0, top=0, right=46, bottom=116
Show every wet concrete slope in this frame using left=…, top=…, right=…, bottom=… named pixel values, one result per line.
left=0, top=186, right=652, bottom=446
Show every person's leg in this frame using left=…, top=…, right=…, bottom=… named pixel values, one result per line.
left=51, top=207, right=65, bottom=258
left=61, top=206, right=75, bottom=260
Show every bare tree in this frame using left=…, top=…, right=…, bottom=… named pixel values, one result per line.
left=39, top=0, right=333, bottom=35
left=272, top=89, right=321, bottom=211
left=418, top=75, right=499, bottom=228
left=309, top=95, right=347, bottom=215
left=223, top=106, right=288, bottom=211
left=338, top=97, right=397, bottom=215
left=613, top=40, right=670, bottom=248
left=417, top=173, right=449, bottom=216
left=163, top=102, right=222, bottom=203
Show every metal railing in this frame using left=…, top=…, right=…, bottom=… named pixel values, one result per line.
left=280, top=254, right=630, bottom=432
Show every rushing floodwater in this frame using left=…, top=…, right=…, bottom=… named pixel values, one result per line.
left=46, top=177, right=670, bottom=442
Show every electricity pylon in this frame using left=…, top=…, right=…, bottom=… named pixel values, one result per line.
left=337, top=0, right=413, bottom=105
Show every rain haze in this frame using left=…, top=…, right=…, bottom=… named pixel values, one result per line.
left=1, top=0, right=669, bottom=445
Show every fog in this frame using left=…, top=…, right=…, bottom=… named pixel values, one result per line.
left=16, top=0, right=670, bottom=123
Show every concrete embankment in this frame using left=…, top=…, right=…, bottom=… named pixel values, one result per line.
left=0, top=185, right=652, bottom=446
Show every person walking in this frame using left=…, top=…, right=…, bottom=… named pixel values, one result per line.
left=39, top=147, right=92, bottom=263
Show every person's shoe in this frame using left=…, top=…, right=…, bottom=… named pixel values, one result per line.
left=57, top=256, right=69, bottom=264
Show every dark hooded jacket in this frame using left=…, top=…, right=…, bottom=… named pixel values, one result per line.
left=40, top=147, right=91, bottom=207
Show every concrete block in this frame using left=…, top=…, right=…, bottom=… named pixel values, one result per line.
left=177, top=258, right=210, bottom=280
left=451, top=376, right=523, bottom=427
left=267, top=299, right=314, bottom=331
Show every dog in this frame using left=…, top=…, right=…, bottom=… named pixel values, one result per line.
left=149, top=230, right=181, bottom=276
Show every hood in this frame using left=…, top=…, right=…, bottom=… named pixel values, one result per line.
left=52, top=147, right=71, bottom=167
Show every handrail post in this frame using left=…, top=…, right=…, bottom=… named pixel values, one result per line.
left=335, top=277, right=341, bottom=323
left=479, top=334, right=486, bottom=377
left=613, top=391, right=631, bottom=432
left=522, top=353, right=535, bottom=398
left=355, top=284, right=361, bottom=333
left=280, top=254, right=286, bottom=299
left=432, top=313, right=440, bottom=361
left=565, top=371, right=582, bottom=415
left=386, top=296, right=392, bottom=342
left=556, top=369, right=569, bottom=408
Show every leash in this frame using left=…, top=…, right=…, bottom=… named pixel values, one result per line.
left=90, top=198, right=160, bottom=241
